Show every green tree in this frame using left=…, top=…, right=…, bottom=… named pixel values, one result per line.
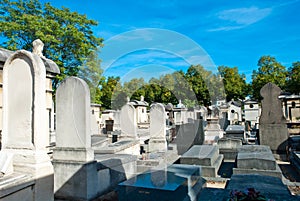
left=0, top=0, right=103, bottom=86
left=78, top=50, right=104, bottom=104
left=251, top=56, right=287, bottom=101
left=286, top=61, right=300, bottom=94
left=185, top=65, right=211, bottom=106
left=100, top=76, right=121, bottom=109
left=123, top=78, right=146, bottom=100
left=218, top=66, right=250, bottom=101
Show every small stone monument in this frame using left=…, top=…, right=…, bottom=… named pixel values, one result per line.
left=204, top=118, right=224, bottom=144
left=53, top=76, right=99, bottom=200
left=148, top=103, right=167, bottom=152
left=259, top=83, right=288, bottom=159
left=120, top=103, right=137, bottom=139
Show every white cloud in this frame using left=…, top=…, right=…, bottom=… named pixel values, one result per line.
left=209, top=6, right=272, bottom=32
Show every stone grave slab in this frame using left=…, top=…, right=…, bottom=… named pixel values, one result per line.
left=93, top=139, right=140, bottom=155
left=217, top=137, right=242, bottom=160
left=117, top=164, right=203, bottom=201
left=95, top=154, right=138, bottom=193
left=180, top=145, right=223, bottom=177
left=226, top=174, right=296, bottom=200
left=233, top=145, right=282, bottom=178
left=237, top=145, right=276, bottom=170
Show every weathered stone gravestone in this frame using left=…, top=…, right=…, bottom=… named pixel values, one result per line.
left=1, top=50, right=54, bottom=200
left=259, top=83, right=288, bottom=159
left=233, top=145, right=282, bottom=178
left=180, top=145, right=223, bottom=177
left=53, top=76, right=100, bottom=200
left=120, top=103, right=137, bottom=139
left=148, top=103, right=167, bottom=152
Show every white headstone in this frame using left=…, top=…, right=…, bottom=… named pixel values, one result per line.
left=2, top=50, right=47, bottom=150
left=149, top=103, right=167, bottom=152
left=120, top=103, right=137, bottom=138
left=2, top=49, right=53, bottom=200
left=55, top=77, right=92, bottom=150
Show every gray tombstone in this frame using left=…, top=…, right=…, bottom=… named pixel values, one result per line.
left=1, top=50, right=54, bottom=200
left=149, top=103, right=167, bottom=152
left=120, top=103, right=137, bottom=139
left=175, top=119, right=204, bottom=155
left=259, top=83, right=288, bottom=159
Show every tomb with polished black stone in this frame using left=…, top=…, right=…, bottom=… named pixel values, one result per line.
left=117, top=164, right=204, bottom=201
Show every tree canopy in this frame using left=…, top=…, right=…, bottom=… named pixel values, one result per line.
left=0, top=0, right=103, bottom=86
left=286, top=61, right=300, bottom=95
left=251, top=56, right=287, bottom=100
left=218, top=66, right=250, bottom=101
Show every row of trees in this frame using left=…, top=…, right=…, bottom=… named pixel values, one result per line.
left=80, top=54, right=300, bottom=110
left=1, top=0, right=299, bottom=110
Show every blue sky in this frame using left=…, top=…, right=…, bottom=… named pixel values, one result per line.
left=41, top=0, right=300, bottom=83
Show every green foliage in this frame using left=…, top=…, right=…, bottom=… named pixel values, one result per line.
left=123, top=78, right=146, bottom=100
left=0, top=0, right=103, bottom=86
left=251, top=56, right=287, bottom=101
left=101, top=76, right=121, bottom=109
left=218, top=66, right=250, bottom=101
left=286, top=61, right=300, bottom=94
left=185, top=65, right=211, bottom=106
left=78, top=50, right=104, bottom=104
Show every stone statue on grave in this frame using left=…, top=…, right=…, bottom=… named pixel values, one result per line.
left=32, top=39, right=45, bottom=58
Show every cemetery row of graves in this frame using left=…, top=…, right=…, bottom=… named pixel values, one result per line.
left=0, top=41, right=300, bottom=200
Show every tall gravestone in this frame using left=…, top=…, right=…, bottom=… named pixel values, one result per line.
left=149, top=103, right=167, bottom=152
left=53, top=77, right=99, bottom=200
left=259, top=83, right=288, bottom=159
left=1, top=50, right=54, bottom=200
left=120, top=103, right=137, bottom=139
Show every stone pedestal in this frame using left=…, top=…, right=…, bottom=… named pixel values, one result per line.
left=180, top=145, right=223, bottom=177
left=53, top=159, right=98, bottom=201
left=259, top=124, right=288, bottom=157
